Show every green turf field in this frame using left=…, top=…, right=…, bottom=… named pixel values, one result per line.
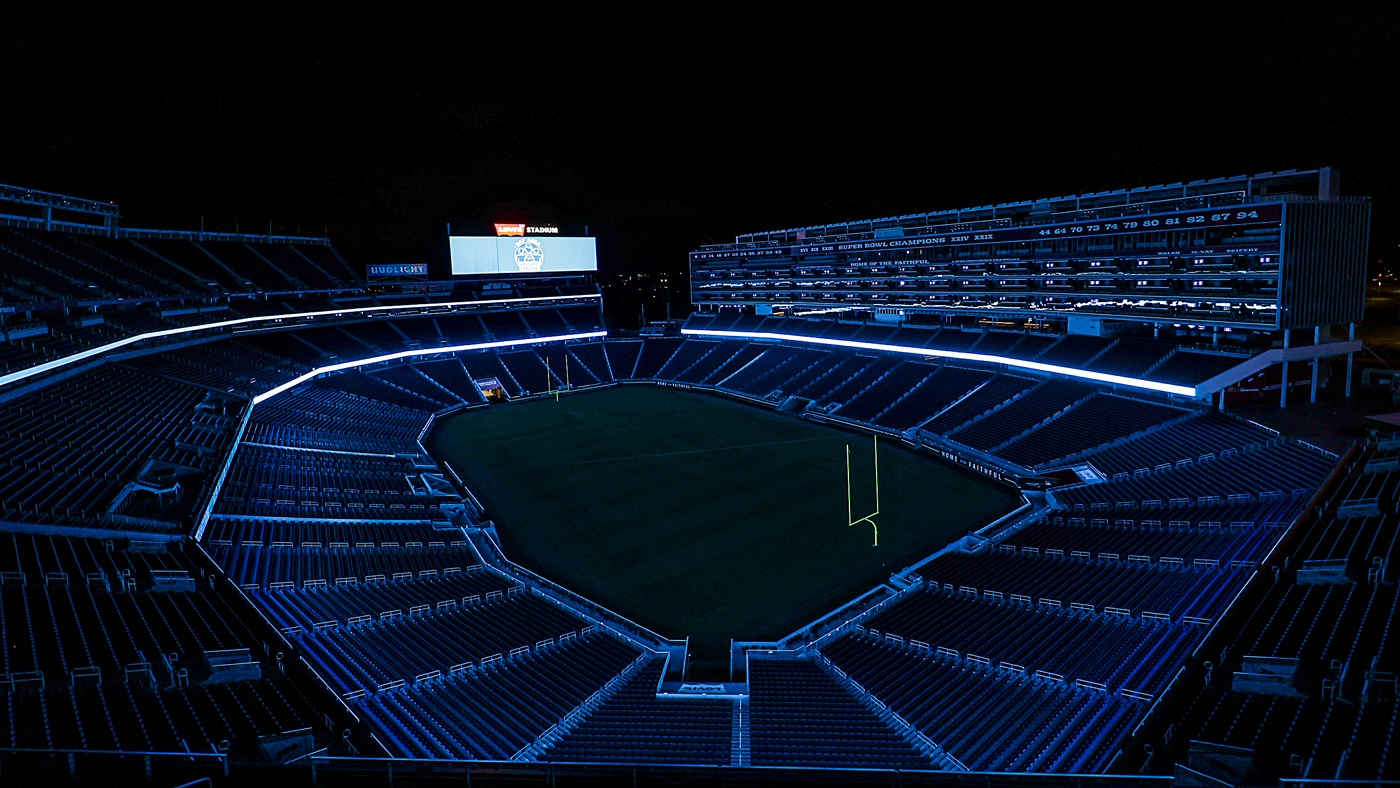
left=428, top=385, right=1020, bottom=675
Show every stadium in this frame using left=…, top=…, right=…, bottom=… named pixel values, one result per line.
left=0, top=160, right=1392, bottom=788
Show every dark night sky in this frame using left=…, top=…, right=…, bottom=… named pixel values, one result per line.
left=1, top=3, right=1396, bottom=289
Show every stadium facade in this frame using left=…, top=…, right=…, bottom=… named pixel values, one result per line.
left=0, top=174, right=1390, bottom=786
left=689, top=168, right=1370, bottom=408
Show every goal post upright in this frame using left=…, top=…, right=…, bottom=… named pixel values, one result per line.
left=846, top=434, right=880, bottom=547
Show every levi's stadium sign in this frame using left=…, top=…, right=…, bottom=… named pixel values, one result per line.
left=495, top=223, right=559, bottom=236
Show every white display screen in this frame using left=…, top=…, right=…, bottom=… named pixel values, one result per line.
left=449, top=236, right=598, bottom=276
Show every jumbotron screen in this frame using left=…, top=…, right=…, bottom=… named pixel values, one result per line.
left=449, top=235, right=598, bottom=276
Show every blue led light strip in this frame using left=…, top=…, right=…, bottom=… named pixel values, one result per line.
left=0, top=293, right=601, bottom=389
left=680, top=328, right=1199, bottom=398
left=253, top=331, right=609, bottom=404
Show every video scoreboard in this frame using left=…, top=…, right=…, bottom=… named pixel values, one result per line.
left=450, top=222, right=596, bottom=277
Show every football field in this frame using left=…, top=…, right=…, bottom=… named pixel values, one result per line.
left=428, top=384, right=1021, bottom=676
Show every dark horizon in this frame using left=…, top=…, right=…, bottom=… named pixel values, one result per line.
left=3, top=4, right=1395, bottom=295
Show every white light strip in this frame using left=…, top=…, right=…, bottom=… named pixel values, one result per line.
left=681, top=328, right=1198, bottom=397
left=0, top=293, right=601, bottom=389
left=252, top=331, right=608, bottom=404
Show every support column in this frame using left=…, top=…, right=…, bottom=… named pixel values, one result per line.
left=1311, top=326, right=1321, bottom=404
left=1218, top=390, right=1226, bottom=412
left=1346, top=323, right=1356, bottom=398
left=1280, top=329, right=1291, bottom=408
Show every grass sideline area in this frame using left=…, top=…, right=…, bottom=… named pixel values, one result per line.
left=428, top=384, right=1021, bottom=675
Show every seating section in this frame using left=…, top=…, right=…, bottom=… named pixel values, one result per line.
left=1053, top=441, right=1336, bottom=509
left=1148, top=349, right=1249, bottom=385
left=1085, top=338, right=1176, bottom=377
left=921, top=374, right=1037, bottom=434
left=835, top=361, right=935, bottom=422
left=0, top=227, right=358, bottom=302
left=1161, top=449, right=1399, bottom=782
left=949, top=380, right=1095, bottom=452
left=919, top=549, right=1248, bottom=622
left=1003, top=512, right=1290, bottom=567
left=654, top=340, right=720, bottom=380
left=356, top=632, right=642, bottom=760
left=1072, top=411, right=1274, bottom=476
left=253, top=570, right=517, bottom=631
left=536, top=344, right=600, bottom=387
left=682, top=313, right=1250, bottom=388
left=602, top=341, right=643, bottom=379
left=0, top=534, right=326, bottom=755
left=632, top=338, right=684, bottom=379
left=670, top=340, right=748, bottom=385
left=205, top=518, right=456, bottom=551
left=800, top=429, right=1341, bottom=774
left=0, top=365, right=235, bottom=528
left=748, top=658, right=931, bottom=769
left=544, top=657, right=733, bottom=765
left=861, top=586, right=1202, bottom=696
left=566, top=342, right=615, bottom=384
left=245, top=385, right=431, bottom=455
left=872, top=366, right=993, bottom=431
left=498, top=350, right=556, bottom=395
left=992, top=395, right=1186, bottom=469
left=413, top=359, right=488, bottom=405
left=822, top=635, right=1139, bottom=772
left=218, top=444, right=447, bottom=522
left=2, top=220, right=605, bottom=394
left=124, top=340, right=309, bottom=396
left=810, top=357, right=900, bottom=407
left=210, top=543, right=485, bottom=589
left=1033, top=335, right=1115, bottom=367
left=291, top=591, right=591, bottom=694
